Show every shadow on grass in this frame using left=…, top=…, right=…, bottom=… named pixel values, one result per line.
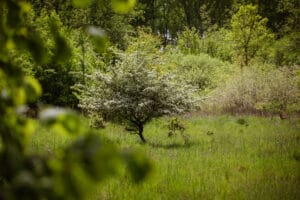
left=148, top=142, right=198, bottom=149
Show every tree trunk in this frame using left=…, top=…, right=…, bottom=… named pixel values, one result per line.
left=150, top=0, right=155, bottom=30
left=181, top=0, right=192, bottom=28
left=137, top=125, right=146, bottom=143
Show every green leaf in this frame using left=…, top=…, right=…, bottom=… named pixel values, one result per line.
left=72, top=0, right=93, bottom=8
left=40, top=108, right=68, bottom=123
left=53, top=34, right=72, bottom=63
left=27, top=35, right=48, bottom=65
left=40, top=108, right=83, bottom=135
left=13, top=87, right=26, bottom=106
left=20, top=119, right=36, bottom=146
left=49, top=19, right=72, bottom=63
left=111, top=0, right=136, bottom=14
left=19, top=2, right=32, bottom=13
left=23, top=76, right=42, bottom=103
left=86, top=26, right=109, bottom=53
left=123, top=150, right=152, bottom=182
left=65, top=134, right=122, bottom=181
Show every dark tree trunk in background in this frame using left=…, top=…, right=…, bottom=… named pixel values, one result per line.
left=150, top=0, right=156, bottom=30
left=137, top=124, right=146, bottom=143
left=181, top=0, right=192, bottom=28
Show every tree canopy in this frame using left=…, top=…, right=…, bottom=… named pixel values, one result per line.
left=77, top=52, right=197, bottom=143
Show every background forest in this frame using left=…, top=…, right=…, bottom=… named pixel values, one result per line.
left=27, top=0, right=300, bottom=114
left=0, top=0, right=299, bottom=199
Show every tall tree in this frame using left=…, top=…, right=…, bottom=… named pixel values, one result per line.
left=229, top=4, right=274, bottom=67
left=233, top=0, right=299, bottom=36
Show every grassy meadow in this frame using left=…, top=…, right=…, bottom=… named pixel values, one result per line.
left=30, top=115, right=300, bottom=200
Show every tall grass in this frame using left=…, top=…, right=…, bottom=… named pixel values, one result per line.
left=30, top=116, right=300, bottom=200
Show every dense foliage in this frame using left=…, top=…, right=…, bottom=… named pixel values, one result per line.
left=229, top=5, right=274, bottom=67
left=208, top=67, right=299, bottom=116
left=0, top=0, right=151, bottom=199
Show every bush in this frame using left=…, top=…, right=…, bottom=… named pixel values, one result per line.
left=88, top=112, right=106, bottom=129
left=163, top=51, right=237, bottom=93
left=255, top=67, right=300, bottom=117
left=125, top=27, right=162, bottom=55
left=177, top=27, right=201, bottom=55
left=271, top=32, right=300, bottom=67
left=200, top=28, right=234, bottom=62
left=176, top=27, right=235, bottom=63
left=206, top=67, right=299, bottom=116
left=167, top=117, right=189, bottom=144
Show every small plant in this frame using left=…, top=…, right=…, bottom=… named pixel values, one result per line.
left=167, top=117, right=189, bottom=144
left=89, top=112, right=106, bottom=129
left=236, top=118, right=249, bottom=126
left=206, top=131, right=214, bottom=136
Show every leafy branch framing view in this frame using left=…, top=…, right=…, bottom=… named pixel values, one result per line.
left=0, top=0, right=299, bottom=199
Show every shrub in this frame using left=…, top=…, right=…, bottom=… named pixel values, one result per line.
left=167, top=117, right=189, bottom=144
left=88, top=112, right=106, bottom=129
left=255, top=67, right=300, bottom=117
left=271, top=32, right=300, bottom=67
left=207, top=67, right=299, bottom=116
left=236, top=118, right=249, bottom=126
left=125, top=27, right=162, bottom=55
left=200, top=28, right=234, bottom=62
left=177, top=27, right=201, bottom=55
left=164, top=51, right=237, bottom=93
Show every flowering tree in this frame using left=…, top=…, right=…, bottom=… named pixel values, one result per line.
left=78, top=53, right=197, bottom=143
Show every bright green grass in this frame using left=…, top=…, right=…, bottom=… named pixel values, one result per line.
left=30, top=116, right=300, bottom=200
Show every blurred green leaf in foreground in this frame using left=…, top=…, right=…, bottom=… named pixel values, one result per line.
left=0, top=0, right=151, bottom=199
